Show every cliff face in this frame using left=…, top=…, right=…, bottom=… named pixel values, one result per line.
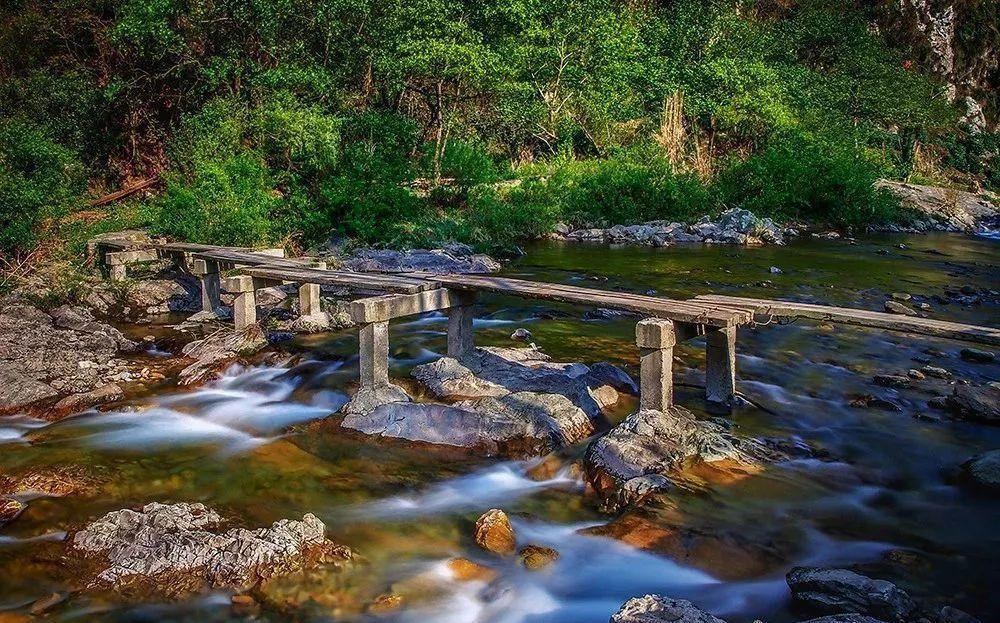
left=879, top=0, right=998, bottom=125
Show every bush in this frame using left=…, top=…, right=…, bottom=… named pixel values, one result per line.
left=0, top=119, right=85, bottom=256
left=713, top=129, right=899, bottom=229
left=153, top=155, right=279, bottom=246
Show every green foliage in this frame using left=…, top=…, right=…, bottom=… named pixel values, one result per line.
left=0, top=120, right=86, bottom=255
left=936, top=131, right=1000, bottom=190
left=713, top=130, right=899, bottom=229
left=154, top=155, right=279, bottom=246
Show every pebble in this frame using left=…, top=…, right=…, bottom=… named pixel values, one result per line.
left=921, top=365, right=952, bottom=379
left=884, top=300, right=917, bottom=316
left=510, top=328, right=532, bottom=342
left=908, top=369, right=926, bottom=380
left=769, top=266, right=782, bottom=274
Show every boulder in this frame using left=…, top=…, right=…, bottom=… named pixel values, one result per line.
left=178, top=325, right=269, bottom=383
left=70, top=502, right=352, bottom=597
left=877, top=181, right=1000, bottom=232
left=0, top=301, right=136, bottom=414
left=343, top=248, right=500, bottom=274
left=944, top=385, right=1000, bottom=424
left=126, top=277, right=200, bottom=315
left=585, top=407, right=785, bottom=505
left=412, top=347, right=631, bottom=418
left=474, top=509, right=516, bottom=555
left=341, top=390, right=600, bottom=456
left=610, top=595, right=727, bottom=623
left=340, top=383, right=411, bottom=418
left=786, top=567, right=916, bottom=622
left=959, top=348, right=995, bottom=364
left=518, top=544, right=559, bottom=570
left=960, top=449, right=1000, bottom=490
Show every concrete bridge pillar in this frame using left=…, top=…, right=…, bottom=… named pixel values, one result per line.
left=706, top=326, right=737, bottom=404
left=192, top=259, right=221, bottom=313
left=636, top=318, right=676, bottom=411
left=224, top=275, right=257, bottom=330
left=359, top=320, right=390, bottom=389
left=446, top=292, right=477, bottom=358
left=299, top=283, right=321, bottom=316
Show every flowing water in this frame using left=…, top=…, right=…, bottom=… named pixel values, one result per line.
left=1, top=233, right=999, bottom=622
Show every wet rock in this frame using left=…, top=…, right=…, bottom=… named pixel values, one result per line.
left=873, top=375, right=911, bottom=389
left=344, top=248, right=500, bottom=274
left=786, top=567, right=916, bottom=622
left=341, top=383, right=411, bottom=417
left=584, top=407, right=785, bottom=506
left=474, top=509, right=516, bottom=555
left=907, top=369, right=926, bottom=380
left=960, top=348, right=995, bottom=364
left=567, top=228, right=608, bottom=243
left=849, top=395, right=903, bottom=412
left=585, top=307, right=638, bottom=321
left=884, top=301, right=917, bottom=316
left=0, top=465, right=101, bottom=497
left=510, top=327, right=533, bottom=342
left=178, top=325, right=269, bottom=383
left=367, top=592, right=404, bottom=613
left=0, top=301, right=137, bottom=414
left=921, top=365, right=952, bottom=379
left=412, top=347, right=631, bottom=418
left=53, top=383, right=124, bottom=413
left=345, top=387, right=602, bottom=456
left=944, top=385, right=1000, bottom=424
left=0, top=497, right=25, bottom=523
left=610, top=595, right=727, bottom=623
left=69, top=502, right=352, bottom=597
left=446, top=557, right=498, bottom=582
left=29, top=592, right=66, bottom=615
left=960, top=449, right=1000, bottom=490
left=518, top=544, right=559, bottom=570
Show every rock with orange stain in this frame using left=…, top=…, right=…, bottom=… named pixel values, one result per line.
left=583, top=513, right=789, bottom=581
left=366, top=592, right=404, bottom=613
left=474, top=509, right=517, bottom=555
left=518, top=545, right=559, bottom=570
left=447, top=557, right=499, bottom=582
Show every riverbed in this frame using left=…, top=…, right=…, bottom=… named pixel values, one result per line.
left=1, top=233, right=998, bottom=622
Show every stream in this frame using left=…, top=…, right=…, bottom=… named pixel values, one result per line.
left=1, top=233, right=998, bottom=622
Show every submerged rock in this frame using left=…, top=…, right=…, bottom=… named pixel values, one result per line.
left=959, top=348, right=995, bottom=364
left=518, top=544, right=559, bottom=570
left=69, top=502, right=351, bottom=598
left=944, top=385, right=1000, bottom=424
left=960, top=449, right=1000, bottom=490
left=474, top=509, right=516, bottom=555
left=786, top=567, right=916, bottom=622
left=344, top=247, right=500, bottom=274
left=0, top=465, right=101, bottom=497
left=610, top=595, right=727, bottom=623
left=584, top=407, right=785, bottom=506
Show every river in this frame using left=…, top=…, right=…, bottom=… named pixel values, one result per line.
left=1, top=233, right=998, bottom=622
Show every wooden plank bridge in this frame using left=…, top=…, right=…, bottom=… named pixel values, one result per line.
left=91, top=238, right=1000, bottom=410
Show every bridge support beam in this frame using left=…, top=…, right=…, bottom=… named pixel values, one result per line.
left=106, top=249, right=159, bottom=281
left=636, top=318, right=676, bottom=411
left=706, top=326, right=737, bottom=404
left=359, top=320, right=390, bottom=389
left=225, top=275, right=257, bottom=330
left=447, top=292, right=477, bottom=358
left=299, top=283, right=321, bottom=317
left=192, top=259, right=221, bottom=313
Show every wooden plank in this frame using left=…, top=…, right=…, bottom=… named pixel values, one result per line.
left=408, top=273, right=749, bottom=327
left=693, top=294, right=1000, bottom=346
left=243, top=266, right=435, bottom=294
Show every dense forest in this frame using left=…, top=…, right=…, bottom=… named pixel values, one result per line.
left=1, top=0, right=998, bottom=260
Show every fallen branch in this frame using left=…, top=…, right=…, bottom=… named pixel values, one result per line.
left=88, top=175, right=160, bottom=208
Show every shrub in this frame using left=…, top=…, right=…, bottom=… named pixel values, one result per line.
left=153, top=155, right=279, bottom=246
left=713, top=129, right=899, bottom=229
left=0, top=119, right=85, bottom=256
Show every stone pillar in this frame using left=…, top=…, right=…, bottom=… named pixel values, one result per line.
left=225, top=275, right=257, bottom=330
left=359, top=320, right=390, bottom=389
left=636, top=318, right=676, bottom=411
left=192, top=259, right=221, bottom=313
left=705, top=326, right=737, bottom=404
left=107, top=252, right=127, bottom=281
left=447, top=292, right=477, bottom=359
left=299, top=283, right=321, bottom=317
